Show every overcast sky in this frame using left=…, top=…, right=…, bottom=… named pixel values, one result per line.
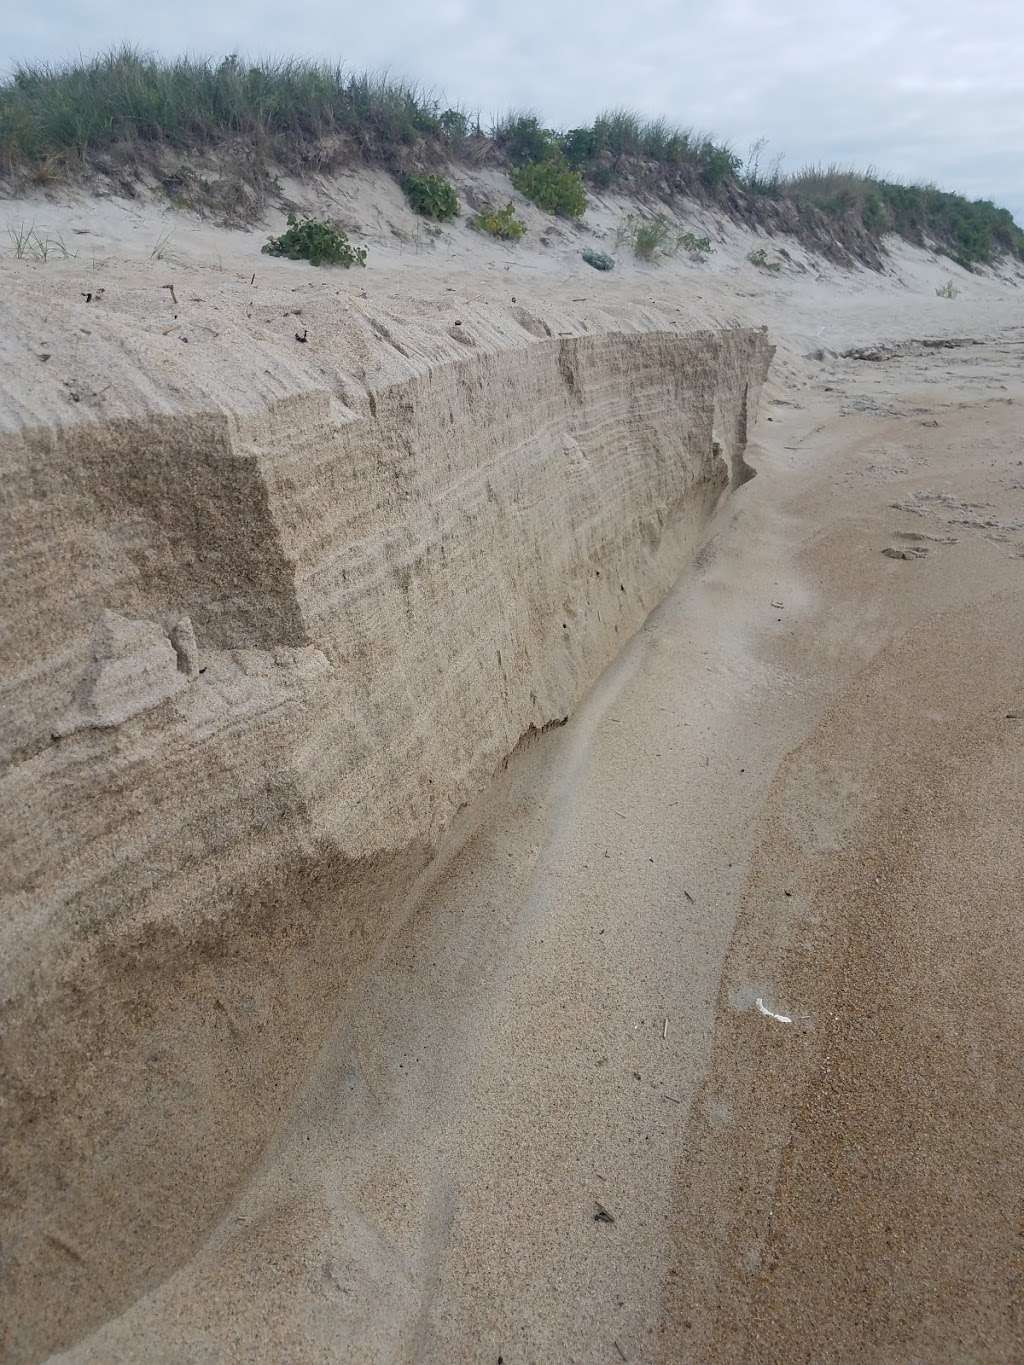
left=4, top=0, right=1022, bottom=221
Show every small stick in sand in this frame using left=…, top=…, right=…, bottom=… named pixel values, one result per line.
left=662, top=1017, right=669, bottom=1040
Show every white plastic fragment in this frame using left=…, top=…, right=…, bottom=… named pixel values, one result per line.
left=755, top=997, right=793, bottom=1024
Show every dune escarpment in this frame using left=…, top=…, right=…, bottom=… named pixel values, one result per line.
left=0, top=276, right=772, bottom=1360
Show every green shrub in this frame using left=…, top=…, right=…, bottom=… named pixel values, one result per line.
left=402, top=172, right=459, bottom=220
left=678, top=231, right=712, bottom=254
left=748, top=246, right=781, bottom=273
left=473, top=201, right=526, bottom=240
left=558, top=110, right=706, bottom=173
left=438, top=108, right=470, bottom=142
left=862, top=191, right=886, bottom=233
left=492, top=112, right=554, bottom=165
left=561, top=126, right=599, bottom=168
left=615, top=215, right=712, bottom=263
left=699, top=141, right=742, bottom=187
left=511, top=157, right=586, bottom=218
left=263, top=213, right=366, bottom=266
left=590, top=109, right=643, bottom=157
left=936, top=279, right=959, bottom=298
left=629, top=215, right=672, bottom=260
left=582, top=248, right=614, bottom=271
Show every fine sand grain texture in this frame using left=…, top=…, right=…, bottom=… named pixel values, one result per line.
left=2, top=180, right=1023, bottom=1363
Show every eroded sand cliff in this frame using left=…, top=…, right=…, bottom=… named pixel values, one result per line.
left=0, top=239, right=771, bottom=1359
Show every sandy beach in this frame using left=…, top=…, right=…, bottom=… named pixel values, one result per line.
left=2, top=175, right=1023, bottom=1362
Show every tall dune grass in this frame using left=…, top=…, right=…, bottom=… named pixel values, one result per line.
left=1, top=48, right=1020, bottom=268
left=0, top=48, right=466, bottom=163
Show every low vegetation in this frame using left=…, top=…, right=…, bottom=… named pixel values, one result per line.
left=8, top=223, right=77, bottom=261
left=495, top=109, right=741, bottom=192
left=748, top=246, right=782, bottom=273
left=620, top=214, right=673, bottom=261
left=402, top=172, right=459, bottom=220
left=616, top=213, right=713, bottom=262
left=472, top=202, right=526, bottom=240
left=509, top=156, right=587, bottom=218
left=680, top=231, right=712, bottom=255
left=2, top=48, right=1021, bottom=271
left=772, top=164, right=1021, bottom=270
left=262, top=214, right=366, bottom=267
left=492, top=112, right=552, bottom=167
left=0, top=49, right=469, bottom=165
left=936, top=279, right=959, bottom=299
left=582, top=249, right=614, bottom=271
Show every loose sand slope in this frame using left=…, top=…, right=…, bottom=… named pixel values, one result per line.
left=2, top=180, right=1023, bottom=1362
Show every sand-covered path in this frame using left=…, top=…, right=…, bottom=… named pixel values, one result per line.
left=51, top=321, right=1024, bottom=1364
